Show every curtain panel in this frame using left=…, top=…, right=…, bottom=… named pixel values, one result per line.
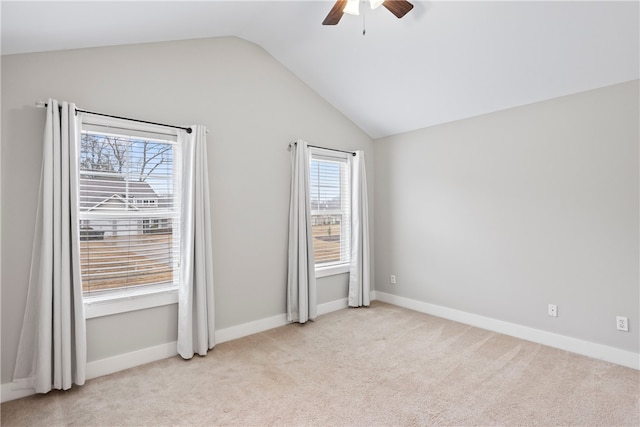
left=287, top=140, right=317, bottom=323
left=177, top=125, right=215, bottom=359
left=348, top=151, right=371, bottom=307
left=13, top=99, right=87, bottom=393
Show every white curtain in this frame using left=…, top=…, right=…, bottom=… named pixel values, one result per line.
left=287, top=140, right=317, bottom=323
left=13, top=99, right=86, bottom=393
left=348, top=151, right=371, bottom=307
left=177, top=125, right=215, bottom=359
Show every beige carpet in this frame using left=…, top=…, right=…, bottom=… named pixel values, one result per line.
left=2, top=301, right=639, bottom=426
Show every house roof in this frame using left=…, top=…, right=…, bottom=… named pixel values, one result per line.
left=79, top=176, right=158, bottom=211
left=2, top=1, right=638, bottom=138
left=84, top=194, right=141, bottom=213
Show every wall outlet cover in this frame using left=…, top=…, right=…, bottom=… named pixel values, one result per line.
left=616, top=316, right=629, bottom=332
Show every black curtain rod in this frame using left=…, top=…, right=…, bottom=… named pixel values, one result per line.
left=39, top=102, right=192, bottom=134
left=293, top=141, right=356, bottom=156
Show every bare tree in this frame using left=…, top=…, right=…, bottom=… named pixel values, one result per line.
left=80, top=134, right=172, bottom=181
left=80, top=134, right=117, bottom=172
left=134, top=141, right=172, bottom=181
left=105, top=136, right=127, bottom=174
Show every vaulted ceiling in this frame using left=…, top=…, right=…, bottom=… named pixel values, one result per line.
left=2, top=1, right=638, bottom=138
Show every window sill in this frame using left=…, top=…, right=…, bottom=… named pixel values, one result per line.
left=84, top=288, right=178, bottom=319
left=315, top=263, right=350, bottom=278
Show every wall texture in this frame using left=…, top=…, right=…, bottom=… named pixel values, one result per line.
left=374, top=80, right=639, bottom=353
left=1, top=37, right=374, bottom=384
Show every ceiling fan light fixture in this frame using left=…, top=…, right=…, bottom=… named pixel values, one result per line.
left=343, top=0, right=360, bottom=15
left=322, top=0, right=413, bottom=25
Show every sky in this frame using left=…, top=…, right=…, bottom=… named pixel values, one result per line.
left=310, top=158, right=342, bottom=207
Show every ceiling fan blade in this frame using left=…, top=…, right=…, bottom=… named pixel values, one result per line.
left=382, top=0, right=414, bottom=19
left=323, top=0, right=348, bottom=25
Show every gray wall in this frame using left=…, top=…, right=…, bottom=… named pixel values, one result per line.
left=374, top=80, right=639, bottom=352
left=1, top=37, right=374, bottom=384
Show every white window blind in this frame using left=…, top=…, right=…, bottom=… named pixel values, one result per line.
left=309, top=150, right=351, bottom=266
left=79, top=127, right=181, bottom=298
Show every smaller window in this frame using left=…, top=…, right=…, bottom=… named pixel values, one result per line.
left=309, top=149, right=351, bottom=270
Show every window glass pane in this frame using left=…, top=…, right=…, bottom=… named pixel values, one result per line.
left=311, top=214, right=343, bottom=264
left=310, top=154, right=350, bottom=267
left=310, top=160, right=341, bottom=210
left=79, top=130, right=180, bottom=298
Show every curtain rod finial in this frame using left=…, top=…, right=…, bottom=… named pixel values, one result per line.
left=35, top=101, right=47, bottom=108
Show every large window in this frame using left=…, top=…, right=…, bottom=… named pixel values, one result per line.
left=78, top=122, right=181, bottom=301
left=309, top=149, right=351, bottom=269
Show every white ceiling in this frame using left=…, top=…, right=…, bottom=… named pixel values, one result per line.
left=2, top=1, right=639, bottom=139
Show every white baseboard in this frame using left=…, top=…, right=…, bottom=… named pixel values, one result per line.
left=1, top=382, right=37, bottom=403
left=215, top=298, right=349, bottom=343
left=318, top=298, right=349, bottom=315
left=1, top=341, right=180, bottom=404
left=215, top=313, right=289, bottom=344
left=374, top=291, right=640, bottom=370
left=85, top=341, right=179, bottom=380
left=1, top=297, right=353, bottom=403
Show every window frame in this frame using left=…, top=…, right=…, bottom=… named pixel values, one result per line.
left=308, top=147, right=352, bottom=278
left=78, top=114, right=182, bottom=317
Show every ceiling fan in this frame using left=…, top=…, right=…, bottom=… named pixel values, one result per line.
left=322, top=0, right=414, bottom=25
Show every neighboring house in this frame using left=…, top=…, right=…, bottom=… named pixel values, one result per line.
left=311, top=197, right=343, bottom=226
left=79, top=176, right=167, bottom=238
left=311, top=214, right=341, bottom=226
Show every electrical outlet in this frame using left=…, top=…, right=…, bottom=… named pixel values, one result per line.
left=390, top=274, right=396, bottom=284
left=548, top=304, right=557, bottom=317
left=616, top=316, right=628, bottom=332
